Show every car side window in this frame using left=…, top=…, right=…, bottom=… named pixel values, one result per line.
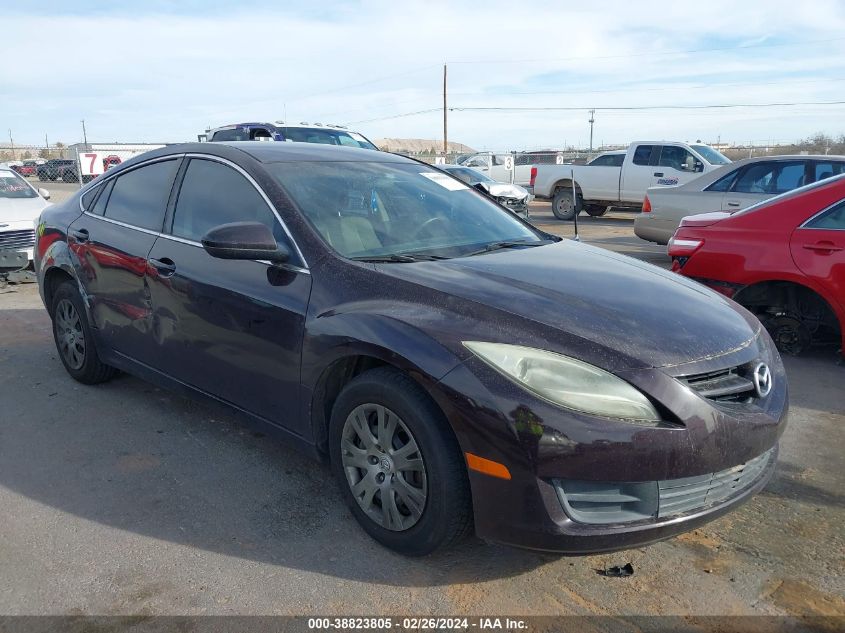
left=704, top=169, right=738, bottom=192
left=772, top=163, right=806, bottom=193
left=813, top=161, right=845, bottom=183
left=734, top=163, right=774, bottom=193
left=658, top=146, right=697, bottom=172
left=103, top=160, right=179, bottom=230
left=171, top=158, right=288, bottom=248
left=632, top=145, right=654, bottom=166
left=80, top=183, right=102, bottom=210
left=806, top=200, right=845, bottom=230
left=90, top=179, right=114, bottom=216
left=590, top=156, right=610, bottom=166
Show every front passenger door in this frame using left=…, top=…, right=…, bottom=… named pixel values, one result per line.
left=145, top=157, right=312, bottom=431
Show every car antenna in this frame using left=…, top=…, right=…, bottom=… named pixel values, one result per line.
left=571, top=168, right=580, bottom=242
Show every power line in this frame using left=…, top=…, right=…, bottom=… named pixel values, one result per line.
left=347, top=100, right=845, bottom=125
left=347, top=108, right=442, bottom=125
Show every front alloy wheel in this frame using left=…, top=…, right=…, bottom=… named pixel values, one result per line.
left=341, top=404, right=427, bottom=531
left=329, top=366, right=472, bottom=555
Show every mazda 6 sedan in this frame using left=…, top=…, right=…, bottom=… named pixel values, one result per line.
left=35, top=142, right=788, bottom=556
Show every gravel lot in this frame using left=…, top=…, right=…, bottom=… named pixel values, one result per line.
left=0, top=199, right=843, bottom=618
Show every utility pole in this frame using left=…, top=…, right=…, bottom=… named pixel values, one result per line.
left=588, top=109, right=595, bottom=157
left=442, top=64, right=448, bottom=156
left=8, top=129, right=14, bottom=160
left=81, top=119, right=89, bottom=149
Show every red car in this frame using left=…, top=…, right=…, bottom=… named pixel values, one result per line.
left=668, top=174, right=845, bottom=356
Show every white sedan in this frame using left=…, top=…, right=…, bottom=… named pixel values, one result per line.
left=0, top=167, right=52, bottom=272
left=634, top=154, right=845, bottom=245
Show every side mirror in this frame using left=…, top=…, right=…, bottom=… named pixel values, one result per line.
left=38, top=188, right=50, bottom=200
left=695, top=161, right=704, bottom=172
left=201, top=221, right=289, bottom=263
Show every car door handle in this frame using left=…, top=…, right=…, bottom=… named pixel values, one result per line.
left=70, top=228, right=89, bottom=242
left=653, top=172, right=664, bottom=177
left=149, top=257, right=177, bottom=276
left=802, top=242, right=843, bottom=253
left=727, top=201, right=741, bottom=207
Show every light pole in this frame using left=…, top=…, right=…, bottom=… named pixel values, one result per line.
left=588, top=110, right=595, bottom=158
left=81, top=119, right=89, bottom=150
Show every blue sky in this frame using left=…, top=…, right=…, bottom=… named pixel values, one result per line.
left=3, top=0, right=845, bottom=150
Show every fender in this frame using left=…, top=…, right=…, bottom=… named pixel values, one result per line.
left=300, top=306, right=468, bottom=452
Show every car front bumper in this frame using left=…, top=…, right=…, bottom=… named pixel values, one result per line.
left=432, top=331, right=787, bottom=553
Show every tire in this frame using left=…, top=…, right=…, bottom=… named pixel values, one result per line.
left=329, top=366, right=472, bottom=556
left=585, top=204, right=608, bottom=217
left=552, top=188, right=580, bottom=220
left=51, top=280, right=117, bottom=384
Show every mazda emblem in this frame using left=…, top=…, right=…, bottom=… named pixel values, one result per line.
left=752, top=363, right=772, bottom=398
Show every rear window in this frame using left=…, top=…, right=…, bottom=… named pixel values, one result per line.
left=632, top=145, right=654, bottom=166
left=0, top=171, right=37, bottom=199
left=281, top=127, right=377, bottom=150
left=211, top=128, right=250, bottom=142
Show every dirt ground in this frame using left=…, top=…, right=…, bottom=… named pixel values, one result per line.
left=0, top=201, right=842, bottom=620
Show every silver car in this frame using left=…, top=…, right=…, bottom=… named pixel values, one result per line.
left=438, top=165, right=533, bottom=220
left=634, top=155, right=845, bottom=245
left=0, top=167, right=51, bottom=272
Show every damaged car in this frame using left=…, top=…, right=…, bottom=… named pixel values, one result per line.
left=438, top=164, right=532, bottom=220
left=35, top=142, right=787, bottom=556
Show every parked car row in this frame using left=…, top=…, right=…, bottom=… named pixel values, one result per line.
left=636, top=155, right=845, bottom=245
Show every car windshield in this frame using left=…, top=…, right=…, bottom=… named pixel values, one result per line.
left=282, top=128, right=378, bottom=150
left=0, top=171, right=37, bottom=199
left=691, top=145, right=731, bottom=165
left=443, top=166, right=495, bottom=184
left=270, top=161, right=543, bottom=260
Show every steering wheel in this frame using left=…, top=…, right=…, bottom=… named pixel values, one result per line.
left=414, top=216, right=448, bottom=239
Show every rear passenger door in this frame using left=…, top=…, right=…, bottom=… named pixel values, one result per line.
left=723, top=161, right=807, bottom=211
left=145, top=156, right=312, bottom=430
left=68, top=158, right=181, bottom=364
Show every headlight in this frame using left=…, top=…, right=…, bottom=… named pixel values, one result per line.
left=463, top=342, right=661, bottom=425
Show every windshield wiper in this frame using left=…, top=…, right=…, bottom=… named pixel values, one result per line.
left=351, top=253, right=449, bottom=263
left=462, top=239, right=553, bottom=257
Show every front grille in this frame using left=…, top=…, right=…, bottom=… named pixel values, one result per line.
left=679, top=365, right=756, bottom=403
left=657, top=449, right=772, bottom=517
left=0, top=229, right=36, bottom=251
left=553, top=447, right=775, bottom=525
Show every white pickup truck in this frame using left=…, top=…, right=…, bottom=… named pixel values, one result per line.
left=531, top=141, right=731, bottom=220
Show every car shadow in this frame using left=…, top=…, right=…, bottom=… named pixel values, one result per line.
left=0, top=309, right=553, bottom=586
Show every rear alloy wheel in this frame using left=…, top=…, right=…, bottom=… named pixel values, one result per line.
left=329, top=367, right=472, bottom=556
left=552, top=188, right=580, bottom=220
left=51, top=281, right=117, bottom=384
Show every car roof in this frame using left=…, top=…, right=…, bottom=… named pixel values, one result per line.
left=129, top=141, right=411, bottom=165
left=209, top=121, right=354, bottom=133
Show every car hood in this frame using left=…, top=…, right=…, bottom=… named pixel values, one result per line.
left=377, top=241, right=760, bottom=370
left=0, top=196, right=50, bottom=223
left=485, top=182, right=529, bottom=200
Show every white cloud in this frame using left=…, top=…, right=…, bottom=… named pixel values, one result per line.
left=2, top=0, right=845, bottom=148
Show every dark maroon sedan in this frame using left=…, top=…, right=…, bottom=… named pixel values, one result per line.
left=34, top=142, right=787, bottom=556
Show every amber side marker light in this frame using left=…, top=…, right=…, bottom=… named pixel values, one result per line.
left=465, top=452, right=512, bottom=480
